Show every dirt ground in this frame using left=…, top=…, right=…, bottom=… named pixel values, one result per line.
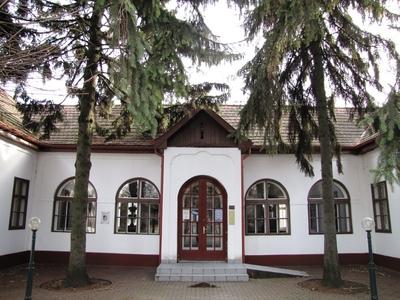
left=0, top=264, right=399, bottom=300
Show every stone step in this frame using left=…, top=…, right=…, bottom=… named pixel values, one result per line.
left=155, top=262, right=249, bottom=282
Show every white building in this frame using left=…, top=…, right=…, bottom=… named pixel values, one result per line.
left=1, top=90, right=399, bottom=271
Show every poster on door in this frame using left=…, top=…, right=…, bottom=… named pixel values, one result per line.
left=215, top=209, right=223, bottom=222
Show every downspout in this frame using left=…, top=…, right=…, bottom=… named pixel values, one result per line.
left=154, top=148, right=164, bottom=265
left=241, top=149, right=251, bottom=263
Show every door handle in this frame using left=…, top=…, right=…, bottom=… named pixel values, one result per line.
left=203, top=226, right=206, bottom=234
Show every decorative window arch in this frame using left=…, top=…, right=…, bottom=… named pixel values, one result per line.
left=52, top=177, right=97, bottom=233
left=308, top=180, right=352, bottom=234
left=245, top=179, right=290, bottom=235
left=115, top=178, right=160, bottom=235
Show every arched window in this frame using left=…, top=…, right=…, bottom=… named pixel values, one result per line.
left=308, top=180, right=352, bottom=234
left=53, top=177, right=97, bottom=233
left=245, top=179, right=290, bottom=235
left=115, top=178, right=160, bottom=235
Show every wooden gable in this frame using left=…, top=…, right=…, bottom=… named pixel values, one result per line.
left=161, top=110, right=237, bottom=148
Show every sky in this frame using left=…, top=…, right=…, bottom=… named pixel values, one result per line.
left=4, top=1, right=400, bottom=106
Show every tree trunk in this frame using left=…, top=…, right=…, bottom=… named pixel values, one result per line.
left=65, top=2, right=104, bottom=287
left=310, top=40, right=343, bottom=287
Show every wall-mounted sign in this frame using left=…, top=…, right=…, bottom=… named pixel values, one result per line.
left=228, top=205, right=235, bottom=225
left=101, top=211, right=110, bottom=224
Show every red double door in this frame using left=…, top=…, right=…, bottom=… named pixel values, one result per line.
left=177, top=177, right=227, bottom=261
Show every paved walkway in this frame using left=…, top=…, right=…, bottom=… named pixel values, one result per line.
left=1, top=264, right=399, bottom=300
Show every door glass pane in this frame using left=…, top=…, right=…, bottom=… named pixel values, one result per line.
left=191, top=196, right=199, bottom=208
left=183, top=237, right=190, bottom=249
left=191, top=222, right=198, bottom=234
left=215, top=223, right=221, bottom=235
left=207, top=183, right=213, bottom=196
left=207, top=210, right=213, bottom=222
left=215, top=237, right=222, bottom=249
left=206, top=223, right=213, bottom=234
left=183, top=221, right=190, bottom=234
left=191, top=236, right=198, bottom=249
left=207, top=196, right=213, bottom=208
left=191, top=182, right=199, bottom=195
left=183, top=195, right=191, bottom=208
left=214, top=195, right=222, bottom=208
left=207, top=237, right=213, bottom=249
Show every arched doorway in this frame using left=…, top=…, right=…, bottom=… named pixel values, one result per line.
left=177, top=176, right=227, bottom=261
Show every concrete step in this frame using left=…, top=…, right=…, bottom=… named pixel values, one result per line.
left=155, top=262, right=249, bottom=282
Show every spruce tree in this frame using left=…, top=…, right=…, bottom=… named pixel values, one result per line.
left=232, top=0, right=399, bottom=287
left=2, top=0, right=236, bottom=287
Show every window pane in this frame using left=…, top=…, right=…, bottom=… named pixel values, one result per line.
left=58, top=180, right=75, bottom=197
left=333, top=184, right=345, bottom=198
left=269, top=204, right=277, bottom=218
left=150, top=204, right=158, bottom=218
left=267, top=183, right=285, bottom=198
left=140, top=218, right=149, bottom=233
left=11, top=212, right=19, bottom=227
left=150, top=218, right=159, bottom=234
left=269, top=219, right=277, bottom=233
left=140, top=204, right=149, bottom=218
left=378, top=182, right=386, bottom=198
left=309, top=182, right=322, bottom=198
left=256, top=204, right=264, bottom=218
left=256, top=219, right=265, bottom=233
left=248, top=182, right=265, bottom=199
left=21, top=181, right=28, bottom=197
left=279, top=219, right=287, bottom=233
left=119, top=180, right=138, bottom=198
left=88, top=184, right=96, bottom=198
left=141, top=181, right=158, bottom=198
left=247, top=219, right=255, bottom=234
left=246, top=205, right=255, bottom=218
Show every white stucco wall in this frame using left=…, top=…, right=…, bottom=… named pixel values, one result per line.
left=0, top=137, right=37, bottom=256
left=362, top=149, right=400, bottom=259
left=244, top=154, right=371, bottom=256
left=161, top=147, right=242, bottom=262
left=31, top=152, right=161, bottom=255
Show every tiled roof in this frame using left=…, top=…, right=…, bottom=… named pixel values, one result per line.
left=218, top=105, right=367, bottom=147
left=0, top=89, right=39, bottom=143
left=0, top=90, right=373, bottom=150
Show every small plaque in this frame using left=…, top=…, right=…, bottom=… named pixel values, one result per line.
left=229, top=206, right=235, bottom=225
left=215, top=209, right=223, bottom=222
left=183, top=209, right=190, bottom=220
left=101, top=211, right=110, bottom=224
